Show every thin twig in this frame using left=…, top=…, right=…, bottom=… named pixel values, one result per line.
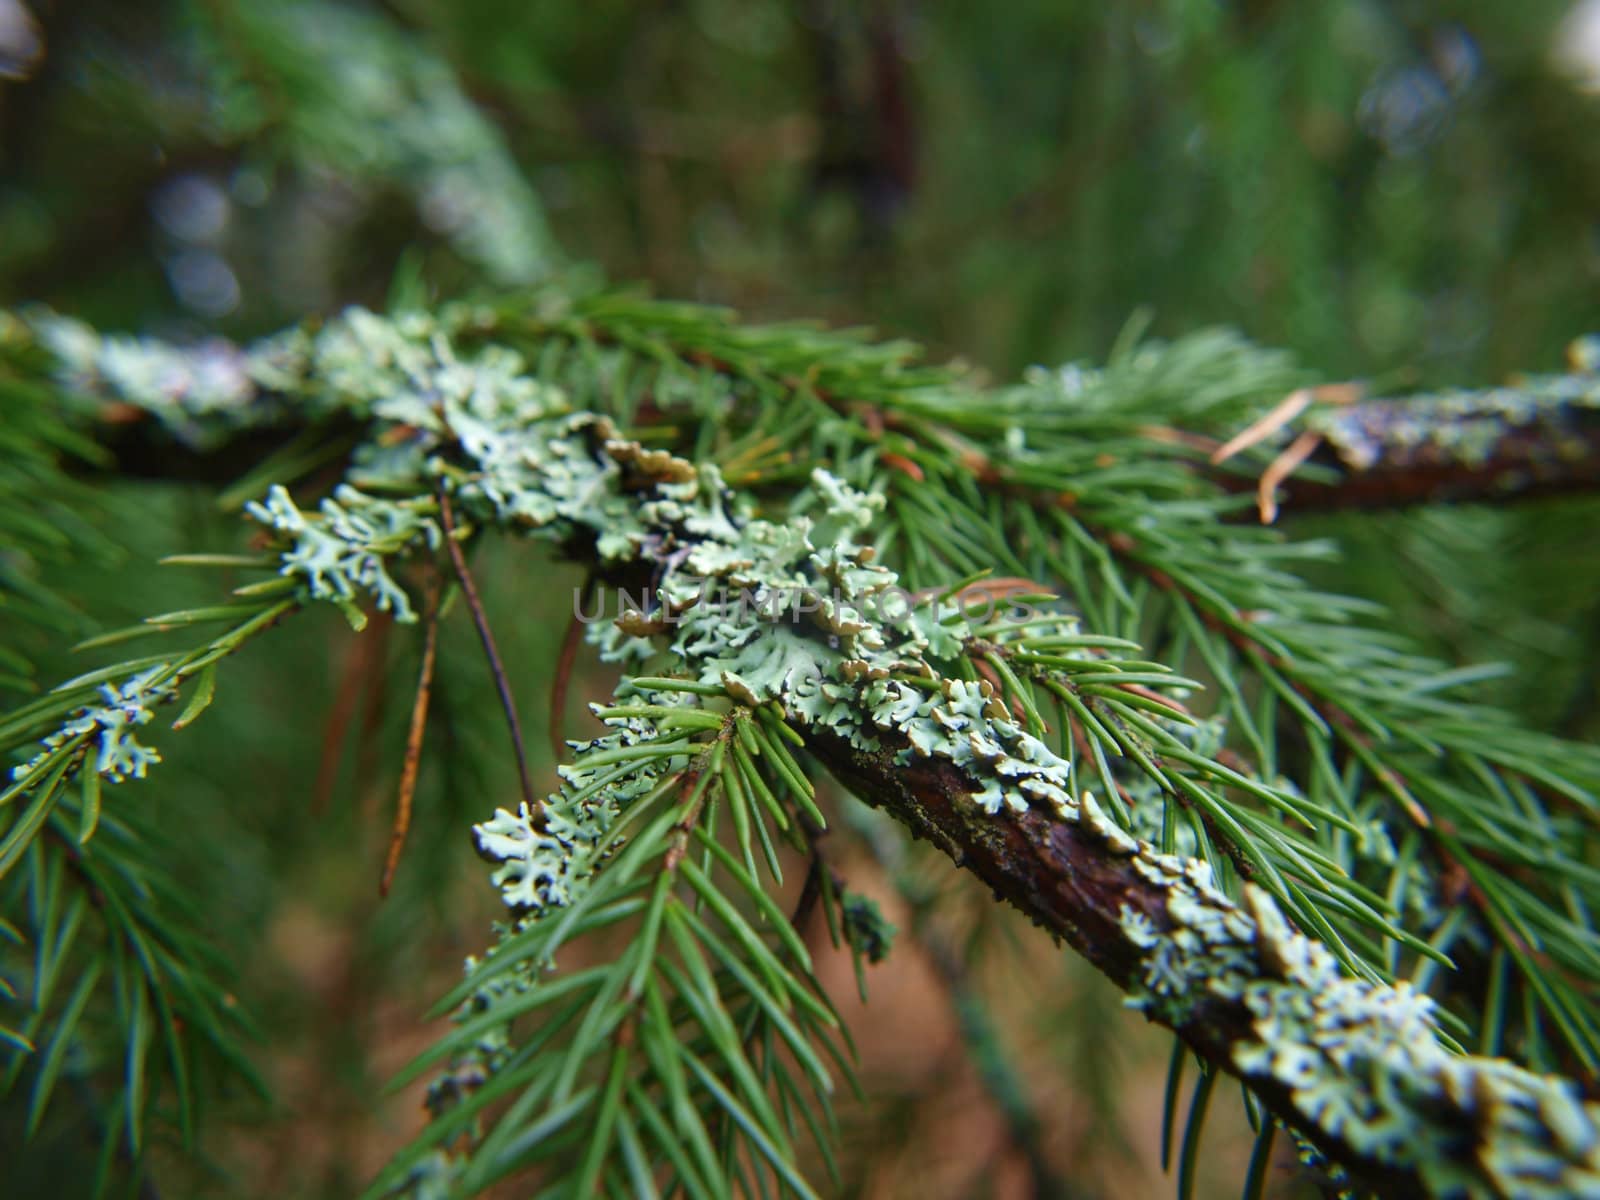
left=662, top=767, right=707, bottom=873
left=790, top=851, right=828, bottom=935
left=435, top=484, right=539, bottom=815
left=381, top=574, right=441, bottom=897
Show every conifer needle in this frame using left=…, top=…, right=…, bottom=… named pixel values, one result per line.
left=382, top=576, right=440, bottom=896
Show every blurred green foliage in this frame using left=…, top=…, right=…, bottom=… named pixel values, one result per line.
left=6, top=1, right=1599, bottom=380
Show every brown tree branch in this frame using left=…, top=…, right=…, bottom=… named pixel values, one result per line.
left=1210, top=386, right=1600, bottom=516
left=799, top=723, right=1594, bottom=1198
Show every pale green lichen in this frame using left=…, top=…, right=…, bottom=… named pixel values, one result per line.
left=21, top=303, right=564, bottom=451
left=245, top=484, right=439, bottom=622
left=536, top=463, right=1088, bottom=818
left=474, top=801, right=591, bottom=913
left=473, top=699, right=698, bottom=916
left=12, top=665, right=177, bottom=784
left=1117, top=875, right=1600, bottom=1196
left=31, top=314, right=266, bottom=448
left=842, top=894, right=896, bottom=964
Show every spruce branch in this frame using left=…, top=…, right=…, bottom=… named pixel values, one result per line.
left=23, top=288, right=1600, bottom=526
left=7, top=297, right=1600, bottom=1197
left=843, top=331, right=1600, bottom=1078
left=1064, top=479, right=1600, bottom=1075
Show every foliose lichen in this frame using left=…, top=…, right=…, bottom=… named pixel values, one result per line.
left=32, top=314, right=265, bottom=449
left=1120, top=876, right=1600, bottom=1196
left=473, top=714, right=690, bottom=915
left=245, top=483, right=439, bottom=622
left=12, top=665, right=177, bottom=784
left=1304, top=334, right=1600, bottom=478
left=842, top=894, right=897, bottom=964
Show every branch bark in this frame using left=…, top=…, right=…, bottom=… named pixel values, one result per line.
left=801, top=724, right=1600, bottom=1199
left=1211, top=387, right=1600, bottom=516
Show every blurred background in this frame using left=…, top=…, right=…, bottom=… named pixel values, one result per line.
left=2, top=1, right=1598, bottom=1196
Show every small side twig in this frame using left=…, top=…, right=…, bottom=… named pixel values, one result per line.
left=381, top=573, right=441, bottom=897
left=790, top=849, right=831, bottom=936
left=662, top=766, right=708, bottom=873
left=435, top=484, right=538, bottom=815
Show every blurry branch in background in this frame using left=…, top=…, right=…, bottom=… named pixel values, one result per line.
left=2, top=0, right=557, bottom=313
left=52, top=314, right=1600, bottom=526
left=190, top=0, right=559, bottom=290
left=0, top=0, right=41, bottom=81
left=800, top=0, right=919, bottom=241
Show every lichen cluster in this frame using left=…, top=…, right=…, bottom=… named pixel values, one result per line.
left=246, top=485, right=439, bottom=622
left=473, top=710, right=691, bottom=913
left=32, top=314, right=264, bottom=449
left=1116, top=842, right=1600, bottom=1195
left=11, top=665, right=177, bottom=785
left=1231, top=889, right=1598, bottom=1196
left=1110, top=835, right=1600, bottom=1197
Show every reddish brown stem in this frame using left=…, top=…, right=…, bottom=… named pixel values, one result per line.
left=381, top=576, right=441, bottom=896
left=435, top=485, right=539, bottom=816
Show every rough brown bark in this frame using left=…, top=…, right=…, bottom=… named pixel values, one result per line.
left=1214, top=390, right=1600, bottom=515
left=802, top=724, right=1450, bottom=1197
